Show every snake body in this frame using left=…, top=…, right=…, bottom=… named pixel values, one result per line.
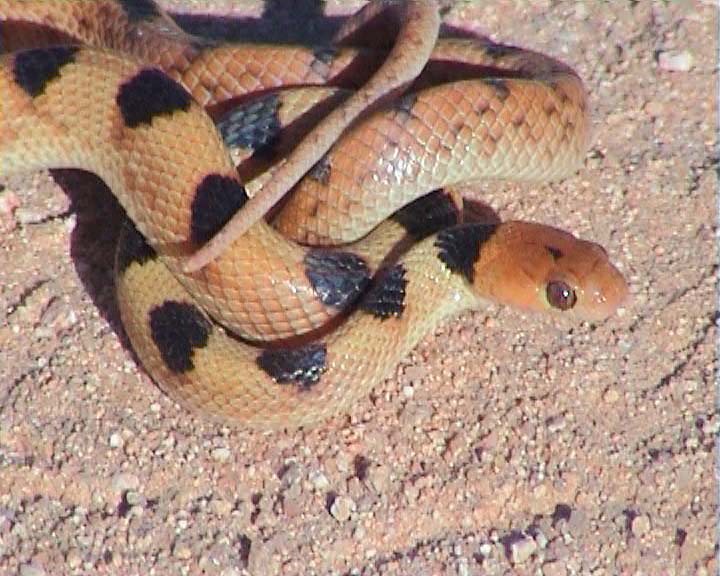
left=0, top=1, right=628, bottom=428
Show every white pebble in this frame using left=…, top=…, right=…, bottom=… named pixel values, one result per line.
left=111, top=472, right=140, bottom=493
left=20, top=564, right=46, bottom=576
left=309, top=470, right=330, bottom=491
left=657, top=49, right=693, bottom=72
left=109, top=432, right=124, bottom=448
left=211, top=447, right=232, bottom=462
left=510, top=536, right=537, bottom=564
left=330, top=496, right=356, bottom=522
left=631, top=514, right=651, bottom=537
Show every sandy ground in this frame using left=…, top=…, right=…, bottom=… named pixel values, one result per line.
left=0, top=1, right=717, bottom=575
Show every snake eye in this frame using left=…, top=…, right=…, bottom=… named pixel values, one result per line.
left=546, top=280, right=577, bottom=311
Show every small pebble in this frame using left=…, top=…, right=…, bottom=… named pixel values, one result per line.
left=478, top=543, right=493, bottom=557
left=109, top=432, right=124, bottom=448
left=534, top=530, right=549, bottom=549
left=309, top=470, right=330, bottom=491
left=631, top=514, right=651, bottom=537
left=657, top=49, right=693, bottom=72
left=125, top=490, right=144, bottom=507
left=15, top=207, right=48, bottom=225
left=603, top=388, right=620, bottom=404
left=644, top=100, right=665, bottom=118
left=510, top=535, right=537, bottom=564
left=173, top=543, right=193, bottom=560
left=19, top=564, right=46, bottom=576
left=334, top=452, right=352, bottom=474
left=546, top=415, right=566, bottom=432
left=403, top=364, right=428, bottom=383
left=66, top=549, right=82, bottom=569
left=330, top=496, right=356, bottom=522
left=211, top=447, right=232, bottom=463
left=366, top=464, right=390, bottom=492
left=209, top=498, right=232, bottom=517
left=280, top=462, right=303, bottom=486
left=542, top=560, right=568, bottom=576
left=111, top=472, right=140, bottom=493
left=128, top=505, right=144, bottom=518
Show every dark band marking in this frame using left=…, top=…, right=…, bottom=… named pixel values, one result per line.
left=392, top=190, right=460, bottom=239
left=360, top=264, right=407, bottom=319
left=435, top=223, right=498, bottom=283
left=217, top=93, right=282, bottom=158
left=546, top=245, right=563, bottom=261
left=393, top=93, right=418, bottom=123
left=116, top=220, right=158, bottom=275
left=149, top=301, right=211, bottom=373
left=118, top=0, right=162, bottom=22
left=257, top=343, right=327, bottom=388
left=13, top=46, right=79, bottom=98
left=485, top=78, right=510, bottom=101
left=311, top=47, right=338, bottom=79
left=313, top=46, right=337, bottom=65
left=117, top=68, right=191, bottom=128
left=190, top=174, right=249, bottom=246
left=308, top=156, right=332, bottom=186
left=304, top=250, right=370, bottom=308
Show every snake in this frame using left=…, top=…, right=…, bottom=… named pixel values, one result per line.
left=0, top=0, right=628, bottom=429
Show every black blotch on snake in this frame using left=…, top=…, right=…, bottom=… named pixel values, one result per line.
left=217, top=93, right=283, bottom=160
left=310, top=47, right=338, bottom=79
left=308, top=156, right=332, bottom=185
left=392, top=190, right=459, bottom=239
left=435, top=223, right=498, bottom=283
left=304, top=250, right=371, bottom=308
left=117, top=68, right=191, bottom=128
left=189, top=174, right=249, bottom=247
left=360, top=264, right=408, bottom=319
left=257, top=343, right=327, bottom=388
left=13, top=46, right=79, bottom=98
left=149, top=301, right=211, bottom=373
left=116, top=220, right=158, bottom=275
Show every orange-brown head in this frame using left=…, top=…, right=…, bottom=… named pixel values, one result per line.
left=469, top=221, right=628, bottom=321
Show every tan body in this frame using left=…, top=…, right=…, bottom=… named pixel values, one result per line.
left=0, top=1, right=627, bottom=428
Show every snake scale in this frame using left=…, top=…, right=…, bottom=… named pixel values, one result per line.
left=0, top=0, right=628, bottom=429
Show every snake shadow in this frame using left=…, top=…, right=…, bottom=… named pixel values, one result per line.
left=171, top=0, right=477, bottom=45
left=57, top=2, right=499, bottom=359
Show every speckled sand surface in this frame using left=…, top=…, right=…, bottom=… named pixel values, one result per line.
left=0, top=1, right=717, bottom=575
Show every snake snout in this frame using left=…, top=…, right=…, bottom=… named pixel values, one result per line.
left=579, top=253, right=629, bottom=321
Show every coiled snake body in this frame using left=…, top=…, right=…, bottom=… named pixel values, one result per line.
left=0, top=0, right=628, bottom=429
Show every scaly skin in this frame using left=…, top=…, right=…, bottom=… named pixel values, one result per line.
left=0, top=2, right=628, bottom=428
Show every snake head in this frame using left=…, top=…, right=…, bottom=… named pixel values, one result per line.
left=478, top=221, right=629, bottom=321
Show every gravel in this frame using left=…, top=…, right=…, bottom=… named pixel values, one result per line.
left=0, top=1, right=716, bottom=575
